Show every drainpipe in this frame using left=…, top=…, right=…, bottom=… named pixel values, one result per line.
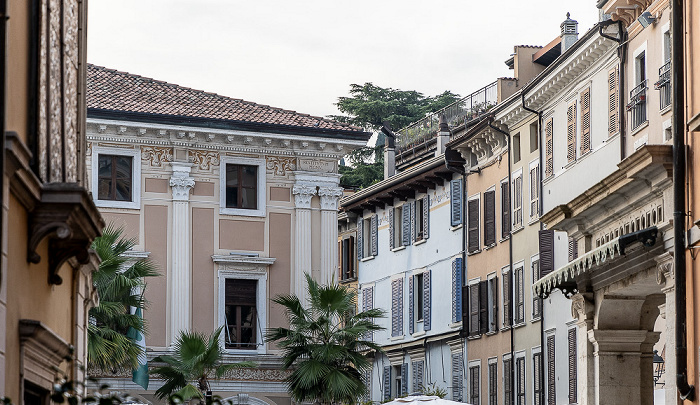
left=671, top=0, right=694, bottom=400
left=0, top=0, right=6, bottom=289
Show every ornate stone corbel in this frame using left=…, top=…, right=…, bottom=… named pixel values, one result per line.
left=655, top=252, right=674, bottom=287
left=292, top=184, right=316, bottom=209
left=318, top=186, right=344, bottom=210
left=571, top=292, right=595, bottom=322
left=97, top=124, right=107, bottom=133
left=157, top=130, right=167, bottom=138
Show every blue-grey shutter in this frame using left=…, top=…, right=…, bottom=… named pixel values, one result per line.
left=451, top=179, right=463, bottom=226
left=452, top=353, right=464, bottom=401
left=402, top=204, right=411, bottom=246
left=423, top=195, right=430, bottom=239
left=409, top=276, right=415, bottom=335
left=423, top=270, right=431, bottom=331
left=363, top=286, right=374, bottom=341
left=371, top=214, right=378, bottom=256
left=362, top=369, right=372, bottom=402
left=401, top=363, right=409, bottom=396
left=452, top=258, right=463, bottom=323
left=357, top=217, right=364, bottom=260
left=411, top=201, right=417, bottom=243
left=383, top=366, right=391, bottom=400
left=412, top=360, right=424, bottom=393
left=392, top=279, right=403, bottom=337
left=389, top=208, right=395, bottom=250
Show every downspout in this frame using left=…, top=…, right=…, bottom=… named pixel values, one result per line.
left=599, top=20, right=626, bottom=160
left=0, top=0, right=6, bottom=294
left=672, top=0, right=694, bottom=400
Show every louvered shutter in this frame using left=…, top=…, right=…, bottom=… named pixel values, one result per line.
left=362, top=369, right=371, bottom=402
left=452, top=353, right=464, bottom=401
left=488, top=362, right=497, bottom=405
left=412, top=360, right=424, bottom=393
left=504, top=358, right=513, bottom=405
left=568, top=237, right=579, bottom=262
left=389, top=208, right=395, bottom=250
left=517, top=358, right=525, bottom=405
left=608, top=67, right=619, bottom=136
left=568, top=328, right=577, bottom=404
left=515, top=267, right=524, bottom=324
left=513, top=175, right=522, bottom=227
left=484, top=190, right=496, bottom=246
left=479, top=280, right=489, bottom=334
left=349, top=236, right=355, bottom=278
left=545, top=118, right=554, bottom=177
left=423, top=195, right=430, bottom=239
left=383, top=366, right=391, bottom=400
left=503, top=271, right=512, bottom=328
left=539, top=230, right=554, bottom=277
left=411, top=201, right=417, bottom=243
left=402, top=204, right=411, bottom=246
left=469, top=365, right=480, bottom=405
left=567, top=101, right=577, bottom=163
left=401, top=363, right=409, bottom=396
left=423, top=270, right=431, bottom=331
left=501, top=181, right=510, bottom=238
left=409, top=275, right=414, bottom=335
left=392, top=279, right=400, bottom=336
left=530, top=165, right=540, bottom=218
left=532, top=260, right=542, bottom=319
left=452, top=258, right=463, bottom=323
left=371, top=214, right=378, bottom=256
left=451, top=179, right=464, bottom=226
left=581, top=88, right=591, bottom=154
left=534, top=353, right=543, bottom=405
left=490, top=277, right=499, bottom=332
left=468, top=199, right=480, bottom=252
left=469, top=284, right=479, bottom=336
left=357, top=218, right=364, bottom=260
left=547, top=335, right=556, bottom=405
left=363, top=286, right=374, bottom=341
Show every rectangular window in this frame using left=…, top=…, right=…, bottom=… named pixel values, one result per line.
left=530, top=163, right=540, bottom=219
left=97, top=154, right=133, bottom=201
left=468, top=196, right=480, bottom=253
left=488, top=361, right=498, bottom=405
left=503, top=268, right=512, bottom=328
left=224, top=279, right=257, bottom=350
left=415, top=198, right=425, bottom=240
left=631, top=52, right=648, bottom=130
left=469, top=365, right=481, bottom=405
left=340, top=236, right=355, bottom=280
left=532, top=259, right=542, bottom=319
left=568, top=328, right=578, bottom=404
left=484, top=189, right=496, bottom=246
left=415, top=273, right=425, bottom=322
left=512, top=172, right=523, bottom=228
left=501, top=180, right=510, bottom=239
left=468, top=281, right=480, bottom=336
left=513, top=133, right=521, bottom=163
left=226, top=164, right=258, bottom=209
left=516, top=357, right=526, bottom=405
left=514, top=266, right=525, bottom=324
left=547, top=335, right=556, bottom=405
left=452, top=258, right=464, bottom=323
left=469, top=279, right=492, bottom=336
left=392, top=364, right=407, bottom=398
left=533, top=352, right=543, bottom=405
left=530, top=122, right=539, bottom=153
left=363, top=217, right=372, bottom=258
left=393, top=206, right=403, bottom=248
left=504, top=357, right=513, bottom=405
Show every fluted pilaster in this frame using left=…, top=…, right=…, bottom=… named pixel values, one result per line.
left=293, top=184, right=316, bottom=306
left=319, top=186, right=344, bottom=285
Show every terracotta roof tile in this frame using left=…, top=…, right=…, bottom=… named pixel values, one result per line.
left=87, top=64, right=364, bottom=133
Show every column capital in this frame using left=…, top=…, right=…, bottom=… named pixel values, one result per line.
left=318, top=186, right=344, bottom=210
left=170, top=162, right=195, bottom=201
left=293, top=184, right=316, bottom=208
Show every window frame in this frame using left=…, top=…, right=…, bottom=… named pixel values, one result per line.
left=218, top=269, right=268, bottom=355
left=532, top=347, right=543, bottom=405
left=515, top=353, right=526, bottom=405
left=487, top=357, right=498, bottom=405
left=219, top=156, right=266, bottom=217
left=512, top=169, right=523, bottom=229
left=513, top=262, right=525, bottom=326
left=91, top=146, right=141, bottom=209
left=531, top=255, right=542, bottom=321
left=468, top=360, right=481, bottom=405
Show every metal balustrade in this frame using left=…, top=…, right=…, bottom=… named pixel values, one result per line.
left=628, top=79, right=648, bottom=131
left=655, top=61, right=671, bottom=110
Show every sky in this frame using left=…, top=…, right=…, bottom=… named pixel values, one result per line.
left=87, top=0, right=599, bottom=120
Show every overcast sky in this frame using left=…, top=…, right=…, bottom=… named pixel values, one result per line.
left=87, top=1, right=598, bottom=120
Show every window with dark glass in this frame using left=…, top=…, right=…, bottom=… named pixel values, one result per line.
left=98, top=154, right=133, bottom=201
left=226, top=164, right=258, bottom=209
left=224, top=279, right=257, bottom=349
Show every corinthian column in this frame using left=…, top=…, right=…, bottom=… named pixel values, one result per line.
left=169, top=162, right=195, bottom=345
left=319, top=186, right=344, bottom=285
left=292, top=184, right=316, bottom=306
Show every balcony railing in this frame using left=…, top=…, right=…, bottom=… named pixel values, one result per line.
left=395, top=81, right=498, bottom=155
left=654, top=61, right=671, bottom=110
left=627, top=79, right=648, bottom=131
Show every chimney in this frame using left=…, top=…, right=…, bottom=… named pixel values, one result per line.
left=560, top=12, right=579, bottom=53
left=436, top=115, right=451, bottom=156
left=381, top=122, right=396, bottom=179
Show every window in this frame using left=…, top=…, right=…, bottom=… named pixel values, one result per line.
left=580, top=88, right=591, bottom=155
left=533, top=351, right=543, bottom=405
left=469, top=363, right=481, bottom=405
left=415, top=273, right=424, bottom=321
left=224, top=279, right=257, bottom=350
left=391, top=205, right=404, bottom=249
left=488, top=275, right=499, bottom=333
left=512, top=171, right=523, bottom=229
left=516, top=356, right=526, bottom=405
left=358, top=215, right=378, bottom=259
left=532, top=258, right=542, bottom=320
left=530, top=122, right=538, bottom=153
left=504, top=357, right=513, bottom=405
left=568, top=328, right=578, bottom=404
left=92, top=147, right=141, bottom=209
left=452, top=353, right=465, bottom=401
left=410, top=271, right=431, bottom=334
left=502, top=268, right=512, bottom=328
left=630, top=48, right=648, bottom=130
left=484, top=189, right=496, bottom=246
left=658, top=27, right=672, bottom=110
left=513, top=133, right=521, bottom=163
left=514, top=265, right=525, bottom=325
left=467, top=278, right=493, bottom=337
left=488, top=360, right=498, bottom=405
left=468, top=195, right=480, bottom=253
left=393, top=363, right=408, bottom=398
left=24, top=381, right=49, bottom=405
left=414, top=196, right=430, bottom=241
left=547, top=335, right=556, bottom=405
left=501, top=179, right=510, bottom=239
left=339, top=236, right=355, bottom=281
left=220, top=157, right=265, bottom=216
left=529, top=162, right=540, bottom=219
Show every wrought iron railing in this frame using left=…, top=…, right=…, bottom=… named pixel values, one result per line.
left=627, top=79, right=647, bottom=130
left=395, top=81, right=498, bottom=154
left=654, top=61, right=671, bottom=110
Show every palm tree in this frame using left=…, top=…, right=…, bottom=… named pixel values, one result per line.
left=88, top=224, right=159, bottom=370
left=150, top=327, right=255, bottom=402
left=265, top=274, right=385, bottom=405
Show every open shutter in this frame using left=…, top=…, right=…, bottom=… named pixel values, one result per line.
left=568, top=237, right=579, bottom=262
left=503, top=271, right=512, bottom=327
left=362, top=369, right=371, bottom=402
left=409, top=276, right=415, bottom=335
left=469, top=284, right=479, bottom=336
left=530, top=165, right=540, bottom=218
left=383, top=366, right=391, bottom=400
left=489, top=362, right=497, bottom=405
left=539, top=230, right=554, bottom=277
left=545, top=118, right=554, bottom=177
left=363, top=286, right=374, bottom=341
left=468, top=199, right=480, bottom=253
left=423, top=270, right=431, bottom=331
left=389, top=208, right=395, bottom=250
left=452, top=258, right=463, bottom=323
left=391, top=279, right=400, bottom=336
left=357, top=218, right=364, bottom=260
left=502, top=181, right=510, bottom=238
left=532, top=260, right=542, bottom=319
left=371, top=214, right=378, bottom=257
left=423, top=195, right=430, bottom=239
left=581, top=88, right=591, bottom=155
left=608, top=66, right=619, bottom=137
left=411, top=201, right=417, bottom=243
left=402, top=204, right=411, bottom=246
left=413, top=360, right=424, bottom=393
left=504, top=358, right=513, bottom=405
left=349, top=236, right=355, bottom=278
left=484, top=190, right=496, bottom=246
left=452, top=353, right=464, bottom=401
left=490, top=277, right=499, bottom=332
left=567, top=101, right=577, bottom=163
left=401, top=363, right=409, bottom=396
left=451, top=179, right=464, bottom=226
left=517, top=357, right=526, bottom=401
left=568, top=328, right=578, bottom=404
left=461, top=284, right=470, bottom=334
left=547, top=335, right=556, bottom=405
left=513, top=175, right=523, bottom=227
left=479, top=280, right=489, bottom=334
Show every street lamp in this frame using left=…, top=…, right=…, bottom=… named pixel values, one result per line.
left=653, top=350, right=665, bottom=387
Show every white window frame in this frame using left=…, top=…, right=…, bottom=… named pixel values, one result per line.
left=661, top=22, right=671, bottom=62
left=219, top=156, right=266, bottom=217
left=511, top=168, right=523, bottom=229
left=513, top=261, right=526, bottom=326
left=91, top=146, right=141, bottom=209
left=363, top=216, right=373, bottom=258
left=487, top=357, right=498, bottom=405
left=468, top=359, right=482, bottom=405
left=393, top=204, right=404, bottom=249
left=487, top=272, right=498, bottom=333
left=503, top=353, right=513, bottom=405
left=501, top=265, right=512, bottom=330
left=217, top=268, right=268, bottom=355
left=528, top=159, right=540, bottom=220
left=633, top=42, right=648, bottom=86
left=531, top=254, right=542, bottom=321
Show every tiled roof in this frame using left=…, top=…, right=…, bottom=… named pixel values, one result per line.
left=87, top=64, right=365, bottom=133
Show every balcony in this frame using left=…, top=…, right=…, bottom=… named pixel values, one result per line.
left=627, top=80, right=648, bottom=131
left=395, top=82, right=497, bottom=163
left=654, top=61, right=671, bottom=110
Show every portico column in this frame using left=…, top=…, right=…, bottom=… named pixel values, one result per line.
left=655, top=253, right=677, bottom=405
left=572, top=293, right=596, bottom=405
left=318, top=186, right=344, bottom=285
left=169, top=162, right=195, bottom=345
left=292, top=184, right=316, bottom=306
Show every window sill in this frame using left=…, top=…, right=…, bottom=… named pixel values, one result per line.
left=513, top=322, right=526, bottom=329
left=450, top=224, right=463, bottom=232
left=531, top=317, right=542, bottom=323
left=95, top=199, right=140, bottom=210
left=500, top=326, right=511, bottom=332
left=630, top=120, right=649, bottom=136
left=413, top=239, right=427, bottom=246
left=220, top=207, right=266, bottom=217
left=467, top=249, right=482, bottom=256
left=391, top=246, right=406, bottom=253
left=449, top=321, right=463, bottom=329
left=339, top=277, right=358, bottom=284
left=528, top=217, right=540, bottom=226
left=467, top=334, right=482, bottom=341
left=499, top=235, right=510, bottom=243
left=361, top=256, right=375, bottom=262
left=661, top=105, right=672, bottom=115
left=485, top=330, right=498, bottom=336
left=390, top=335, right=404, bottom=341
left=411, top=331, right=427, bottom=338
left=483, top=243, right=497, bottom=251
left=511, top=226, right=524, bottom=235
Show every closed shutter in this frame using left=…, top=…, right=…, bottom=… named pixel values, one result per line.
left=545, top=118, right=554, bottom=177
left=468, top=199, right=480, bottom=253
left=469, top=366, right=480, bottom=405
left=530, top=165, right=540, bottom=218
left=514, top=267, right=524, bottom=324
left=411, top=201, right=417, bottom=243
left=608, top=66, right=619, bottom=136
left=363, top=286, right=374, bottom=341
left=484, top=190, right=496, bottom=246
left=513, top=175, right=522, bottom=227
left=383, top=366, right=391, bottom=400
left=567, top=101, right=577, bottom=163
left=479, top=280, right=489, bottom=334
left=568, top=328, right=577, bottom=404
left=401, top=363, right=409, bottom=396
left=503, top=271, right=512, bottom=327
left=409, top=276, right=415, bottom=335
left=357, top=217, right=364, bottom=260
left=504, top=358, right=513, bottom=405
left=451, top=179, right=464, bottom=226
left=423, top=270, right=431, bottom=331
left=501, top=181, right=510, bottom=238
left=568, top=237, right=579, bottom=262
left=362, top=369, right=371, bottom=402
left=371, top=214, right=378, bottom=256
left=533, top=352, right=543, bottom=405
left=461, top=284, right=470, bottom=331
left=412, top=360, right=424, bottom=393
left=452, top=353, right=464, bottom=401
left=532, top=260, right=542, bottom=319
left=547, top=335, right=556, bottom=405
left=392, top=279, right=403, bottom=337
left=581, top=88, right=591, bottom=155
left=423, top=196, right=430, bottom=239
left=389, top=208, right=395, bottom=250
left=402, top=204, right=411, bottom=246
left=488, top=362, right=497, bottom=405
left=452, top=258, right=463, bottom=323
left=490, top=277, right=499, bottom=332
left=516, top=358, right=525, bottom=405
left=539, top=230, right=554, bottom=277
left=469, top=284, right=479, bottom=336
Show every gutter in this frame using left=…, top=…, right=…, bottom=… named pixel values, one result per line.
left=0, top=0, right=6, bottom=276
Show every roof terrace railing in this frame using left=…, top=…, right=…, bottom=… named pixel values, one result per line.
left=395, top=81, right=498, bottom=154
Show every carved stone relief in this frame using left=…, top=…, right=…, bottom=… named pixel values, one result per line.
left=189, top=150, right=220, bottom=170
left=141, top=146, right=173, bottom=167
left=266, top=156, right=297, bottom=176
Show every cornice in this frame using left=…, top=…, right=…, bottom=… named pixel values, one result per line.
left=212, top=255, right=276, bottom=266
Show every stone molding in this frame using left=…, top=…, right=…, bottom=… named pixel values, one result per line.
left=318, top=186, right=344, bottom=210
left=141, top=145, right=173, bottom=167
left=292, top=184, right=316, bottom=208
left=189, top=149, right=220, bottom=170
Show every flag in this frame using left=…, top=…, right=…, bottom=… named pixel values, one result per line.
left=127, top=306, right=149, bottom=389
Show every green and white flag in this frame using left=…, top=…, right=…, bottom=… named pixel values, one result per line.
left=127, top=306, right=149, bottom=389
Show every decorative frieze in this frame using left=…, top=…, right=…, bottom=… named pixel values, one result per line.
left=266, top=156, right=297, bottom=176
left=141, top=146, right=173, bottom=167
left=189, top=149, right=220, bottom=170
